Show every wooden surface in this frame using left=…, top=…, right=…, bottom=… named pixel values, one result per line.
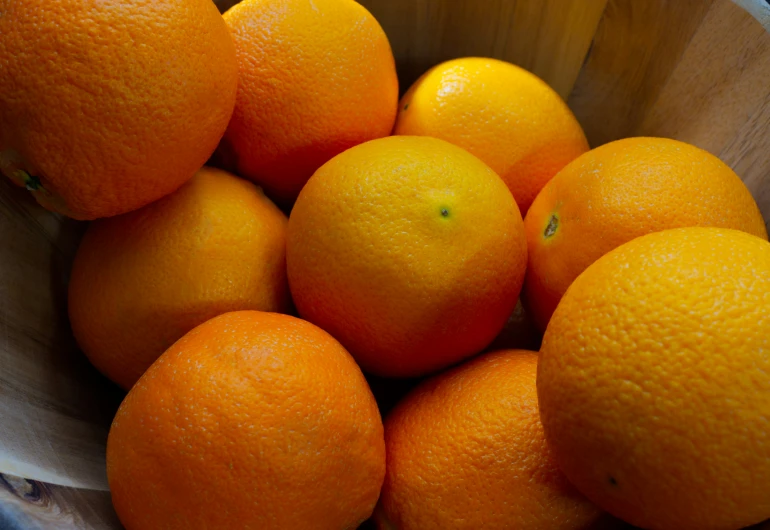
left=0, top=474, right=119, bottom=530
left=732, top=0, right=770, bottom=31
left=0, top=177, right=123, bottom=493
left=568, top=0, right=716, bottom=147
left=359, top=0, right=607, bottom=99
left=568, top=0, right=770, bottom=233
left=638, top=0, right=770, bottom=226
left=3, top=0, right=770, bottom=527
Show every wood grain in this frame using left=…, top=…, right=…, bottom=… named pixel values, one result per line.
left=214, top=0, right=607, bottom=98
left=0, top=474, right=120, bottom=530
left=638, top=1, right=770, bottom=152
left=731, top=0, right=770, bottom=31
left=721, top=96, right=770, bottom=229
left=568, top=0, right=716, bottom=147
left=2, top=0, right=769, bottom=527
left=568, top=0, right=770, bottom=230
left=359, top=0, right=607, bottom=98
left=0, top=179, right=123, bottom=491
left=636, top=0, right=770, bottom=231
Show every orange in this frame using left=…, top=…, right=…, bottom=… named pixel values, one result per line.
left=0, top=0, right=237, bottom=220
left=107, top=310, right=385, bottom=530
left=537, top=227, right=770, bottom=530
left=524, top=137, right=768, bottom=331
left=218, top=0, right=398, bottom=205
left=287, top=136, right=527, bottom=377
left=68, top=167, right=290, bottom=389
left=373, top=350, right=603, bottom=530
left=394, top=57, right=589, bottom=214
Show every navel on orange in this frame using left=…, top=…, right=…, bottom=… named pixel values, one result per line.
left=395, top=57, right=589, bottom=214
left=287, top=136, right=527, bottom=377
left=524, top=137, right=768, bottom=330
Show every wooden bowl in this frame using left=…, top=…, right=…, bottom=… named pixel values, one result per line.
left=1, top=0, right=768, bottom=528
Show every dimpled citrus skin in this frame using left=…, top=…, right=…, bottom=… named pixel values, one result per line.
left=537, top=228, right=770, bottom=530
left=287, top=136, right=527, bottom=377
left=524, top=137, right=768, bottom=331
left=373, top=350, right=603, bottom=530
left=394, top=57, right=589, bottom=215
left=68, top=167, right=290, bottom=389
left=219, top=0, right=399, bottom=205
left=107, top=311, right=385, bottom=530
left=0, top=0, right=237, bottom=220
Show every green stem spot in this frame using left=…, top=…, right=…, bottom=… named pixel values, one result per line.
left=440, top=207, right=449, bottom=217
left=544, top=214, right=559, bottom=238
left=20, top=170, right=41, bottom=191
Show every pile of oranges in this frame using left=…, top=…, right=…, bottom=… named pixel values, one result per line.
left=1, top=1, right=769, bottom=529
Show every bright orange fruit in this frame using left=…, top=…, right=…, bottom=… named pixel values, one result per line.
left=374, top=350, right=604, bottom=530
left=107, top=310, right=385, bottom=530
left=524, top=137, right=768, bottom=331
left=538, top=227, right=770, bottom=530
left=394, top=57, right=589, bottom=214
left=218, top=0, right=399, bottom=205
left=69, top=167, right=290, bottom=389
left=0, top=0, right=237, bottom=219
left=287, top=136, right=527, bottom=377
